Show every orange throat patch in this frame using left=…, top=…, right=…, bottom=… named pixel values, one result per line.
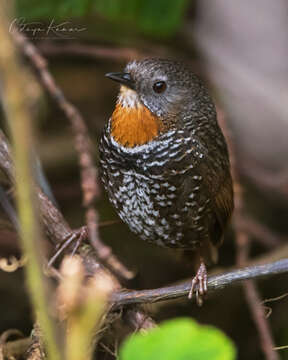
left=111, top=100, right=164, bottom=148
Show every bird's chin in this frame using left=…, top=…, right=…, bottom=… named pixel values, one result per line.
left=118, top=85, right=141, bottom=108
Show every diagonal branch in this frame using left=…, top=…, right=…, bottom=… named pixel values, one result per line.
left=12, top=30, right=133, bottom=282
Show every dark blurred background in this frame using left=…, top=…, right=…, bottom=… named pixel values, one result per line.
left=1, top=1, right=288, bottom=359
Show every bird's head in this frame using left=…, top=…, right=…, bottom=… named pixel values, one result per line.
left=106, top=58, right=211, bottom=148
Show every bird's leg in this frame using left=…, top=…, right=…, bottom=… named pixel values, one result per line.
left=188, top=258, right=207, bottom=306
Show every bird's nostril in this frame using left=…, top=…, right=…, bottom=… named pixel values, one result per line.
left=122, top=73, right=132, bottom=81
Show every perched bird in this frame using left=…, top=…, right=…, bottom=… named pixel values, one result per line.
left=99, top=58, right=233, bottom=304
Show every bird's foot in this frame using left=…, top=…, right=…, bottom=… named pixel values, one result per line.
left=188, top=261, right=207, bottom=306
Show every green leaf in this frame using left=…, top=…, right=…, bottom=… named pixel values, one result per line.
left=120, top=318, right=236, bottom=360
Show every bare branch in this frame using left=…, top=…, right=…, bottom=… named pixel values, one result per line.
left=111, top=258, right=288, bottom=307
left=37, top=42, right=147, bottom=61
left=237, top=216, right=284, bottom=248
left=239, top=159, right=288, bottom=199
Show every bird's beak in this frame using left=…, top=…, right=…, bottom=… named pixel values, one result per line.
left=105, top=72, right=135, bottom=90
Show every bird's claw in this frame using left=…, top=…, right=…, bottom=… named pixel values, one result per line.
left=188, top=262, right=207, bottom=306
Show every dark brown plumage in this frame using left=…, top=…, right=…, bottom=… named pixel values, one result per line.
left=99, top=58, right=234, bottom=304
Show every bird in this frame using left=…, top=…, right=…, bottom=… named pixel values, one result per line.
left=99, top=58, right=234, bottom=305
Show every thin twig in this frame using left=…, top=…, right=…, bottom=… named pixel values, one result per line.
left=12, top=30, right=133, bottom=282
left=273, top=345, right=288, bottom=351
left=99, top=219, right=121, bottom=228
left=262, top=293, right=288, bottom=305
left=123, top=307, right=157, bottom=333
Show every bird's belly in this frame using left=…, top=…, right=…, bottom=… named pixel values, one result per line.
left=104, top=169, right=207, bottom=249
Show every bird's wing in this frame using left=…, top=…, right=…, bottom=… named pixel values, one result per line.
left=199, top=159, right=234, bottom=246
left=213, top=176, right=234, bottom=239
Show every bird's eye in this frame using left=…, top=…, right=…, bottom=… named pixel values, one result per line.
left=153, top=81, right=167, bottom=94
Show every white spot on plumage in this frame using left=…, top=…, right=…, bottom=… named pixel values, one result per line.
left=167, top=194, right=176, bottom=199
left=118, top=86, right=140, bottom=108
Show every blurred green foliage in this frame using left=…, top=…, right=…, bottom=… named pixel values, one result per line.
left=119, top=318, right=236, bottom=360
left=15, top=0, right=189, bottom=37
left=93, top=0, right=189, bottom=36
left=16, top=0, right=92, bottom=19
